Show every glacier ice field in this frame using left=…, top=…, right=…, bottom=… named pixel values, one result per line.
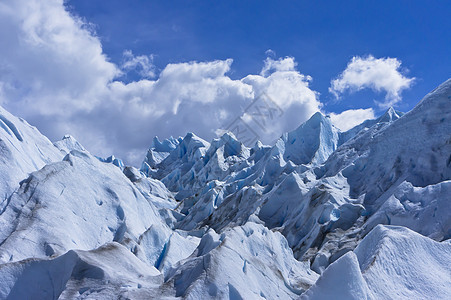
left=0, top=79, right=450, bottom=299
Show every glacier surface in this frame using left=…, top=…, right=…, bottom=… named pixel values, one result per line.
left=0, top=79, right=450, bottom=299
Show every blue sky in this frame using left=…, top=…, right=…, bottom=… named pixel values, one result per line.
left=69, top=0, right=450, bottom=112
left=0, top=0, right=449, bottom=164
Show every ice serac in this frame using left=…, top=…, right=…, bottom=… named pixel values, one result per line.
left=53, top=134, right=86, bottom=154
left=280, top=112, right=340, bottom=165
left=169, top=79, right=450, bottom=265
left=97, top=154, right=125, bottom=168
left=152, top=132, right=209, bottom=185
left=165, top=222, right=318, bottom=299
left=0, top=106, right=63, bottom=203
left=141, top=136, right=181, bottom=173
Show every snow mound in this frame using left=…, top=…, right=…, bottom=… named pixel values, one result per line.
left=302, top=225, right=451, bottom=299
left=355, top=225, right=451, bottom=299
left=300, top=251, right=370, bottom=300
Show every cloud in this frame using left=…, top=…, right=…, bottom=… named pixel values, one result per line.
left=0, top=0, right=118, bottom=115
left=0, top=0, right=322, bottom=165
left=265, top=49, right=276, bottom=58
left=260, top=56, right=298, bottom=76
left=121, top=50, right=156, bottom=79
left=329, top=55, right=415, bottom=107
left=329, top=108, right=375, bottom=131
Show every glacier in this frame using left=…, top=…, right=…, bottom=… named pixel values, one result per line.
left=0, top=79, right=449, bottom=299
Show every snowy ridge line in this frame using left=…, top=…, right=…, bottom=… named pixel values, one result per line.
left=0, top=78, right=449, bottom=299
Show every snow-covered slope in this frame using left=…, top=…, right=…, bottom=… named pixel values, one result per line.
left=0, top=106, right=63, bottom=204
left=338, top=106, right=403, bottom=145
left=301, top=225, right=451, bottom=300
left=0, top=78, right=450, bottom=299
left=0, top=242, right=168, bottom=300
left=0, top=150, right=162, bottom=262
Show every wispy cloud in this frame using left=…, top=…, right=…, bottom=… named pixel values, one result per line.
left=121, top=50, right=157, bottom=79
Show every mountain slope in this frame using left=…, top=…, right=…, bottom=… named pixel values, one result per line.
left=0, top=106, right=63, bottom=204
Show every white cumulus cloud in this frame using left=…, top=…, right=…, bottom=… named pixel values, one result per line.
left=329, top=55, right=415, bottom=108
left=329, top=108, right=375, bottom=131
left=0, top=0, right=323, bottom=164
left=0, top=0, right=118, bottom=115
